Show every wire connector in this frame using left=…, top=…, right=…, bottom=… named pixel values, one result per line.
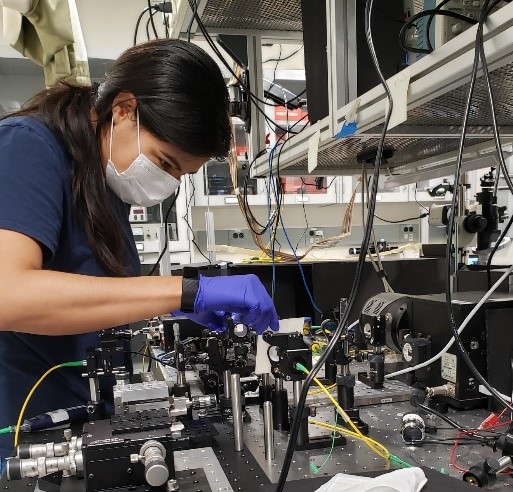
left=479, top=413, right=502, bottom=430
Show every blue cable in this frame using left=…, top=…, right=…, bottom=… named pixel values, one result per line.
left=279, top=213, right=323, bottom=314
left=268, top=142, right=322, bottom=315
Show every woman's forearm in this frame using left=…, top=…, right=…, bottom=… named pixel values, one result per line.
left=0, top=270, right=183, bottom=335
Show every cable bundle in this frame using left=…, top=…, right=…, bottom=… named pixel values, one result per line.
left=227, top=135, right=360, bottom=261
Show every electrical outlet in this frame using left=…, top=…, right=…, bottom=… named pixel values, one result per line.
left=309, top=228, right=324, bottom=244
left=441, top=0, right=507, bottom=44
left=231, top=229, right=245, bottom=240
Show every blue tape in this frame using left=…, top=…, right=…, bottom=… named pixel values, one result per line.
left=334, top=120, right=357, bottom=138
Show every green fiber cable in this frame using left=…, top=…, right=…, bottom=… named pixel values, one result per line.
left=389, top=454, right=414, bottom=468
left=0, top=427, right=12, bottom=434
left=311, top=411, right=339, bottom=474
left=59, top=361, right=84, bottom=368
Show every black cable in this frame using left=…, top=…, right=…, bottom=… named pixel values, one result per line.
left=276, top=1, right=393, bottom=487
left=242, top=150, right=272, bottom=234
left=476, top=0, right=513, bottom=288
left=162, top=0, right=169, bottom=37
left=476, top=1, right=513, bottom=196
left=417, top=407, right=503, bottom=443
left=374, top=212, right=429, bottom=223
left=425, top=0, right=452, bottom=52
left=444, top=0, right=513, bottom=413
left=423, top=438, right=493, bottom=444
left=486, top=213, right=513, bottom=288
left=146, top=16, right=152, bottom=41
left=129, top=351, right=171, bottom=366
left=425, top=0, right=512, bottom=52
left=300, top=177, right=336, bottom=190
left=183, top=176, right=211, bottom=264
left=131, top=343, right=146, bottom=359
left=416, top=402, right=465, bottom=431
left=133, top=7, right=151, bottom=46
left=186, top=0, right=303, bottom=131
left=412, top=394, right=498, bottom=442
left=400, top=9, right=478, bottom=54
left=270, top=120, right=310, bottom=255
left=414, top=186, right=429, bottom=213
left=148, top=189, right=180, bottom=276
left=267, top=121, right=310, bottom=299
left=186, top=0, right=198, bottom=42
left=362, top=168, right=394, bottom=290
left=263, top=45, right=304, bottom=63
left=294, top=189, right=309, bottom=252
left=147, top=0, right=159, bottom=38
left=473, top=0, right=513, bottom=288
left=241, top=116, right=308, bottom=236
left=267, top=44, right=282, bottom=96
left=288, top=88, right=307, bottom=105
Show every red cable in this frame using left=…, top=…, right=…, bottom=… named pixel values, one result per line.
left=450, top=429, right=513, bottom=476
left=450, top=432, right=469, bottom=473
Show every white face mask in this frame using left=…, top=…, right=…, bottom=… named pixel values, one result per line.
left=105, top=111, right=181, bottom=207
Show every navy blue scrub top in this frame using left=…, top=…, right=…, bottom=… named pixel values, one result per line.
left=0, top=116, right=141, bottom=460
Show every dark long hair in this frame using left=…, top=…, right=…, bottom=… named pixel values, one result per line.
left=8, top=39, right=231, bottom=276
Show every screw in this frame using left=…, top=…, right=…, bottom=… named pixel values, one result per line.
left=470, top=341, right=479, bottom=350
left=166, top=479, right=179, bottom=491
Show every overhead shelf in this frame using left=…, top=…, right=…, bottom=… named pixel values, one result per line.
left=201, top=0, right=302, bottom=31
left=172, top=0, right=302, bottom=37
left=251, top=2, right=513, bottom=184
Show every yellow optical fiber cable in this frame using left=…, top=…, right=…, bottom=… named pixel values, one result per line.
left=14, top=361, right=83, bottom=448
left=308, top=419, right=389, bottom=459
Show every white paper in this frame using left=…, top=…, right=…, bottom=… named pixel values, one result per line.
left=386, top=67, right=411, bottom=130
left=344, top=98, right=361, bottom=123
left=308, top=129, right=321, bottom=174
left=315, top=467, right=427, bottom=492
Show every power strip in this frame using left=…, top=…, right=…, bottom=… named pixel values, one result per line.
left=439, top=0, right=508, bottom=44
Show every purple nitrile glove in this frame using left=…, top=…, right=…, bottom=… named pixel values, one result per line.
left=195, top=274, right=279, bottom=335
left=175, top=274, right=279, bottom=335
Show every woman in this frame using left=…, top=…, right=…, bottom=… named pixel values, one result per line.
left=0, top=38, right=279, bottom=461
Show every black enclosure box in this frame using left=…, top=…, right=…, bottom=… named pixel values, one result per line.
left=486, top=307, right=513, bottom=411
left=311, top=258, right=446, bottom=324
left=408, top=292, right=513, bottom=409
left=171, top=258, right=446, bottom=325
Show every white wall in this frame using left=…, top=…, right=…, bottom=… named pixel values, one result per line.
left=191, top=202, right=421, bottom=232
left=0, top=74, right=44, bottom=111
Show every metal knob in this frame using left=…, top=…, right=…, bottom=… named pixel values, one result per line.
left=139, top=440, right=169, bottom=487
